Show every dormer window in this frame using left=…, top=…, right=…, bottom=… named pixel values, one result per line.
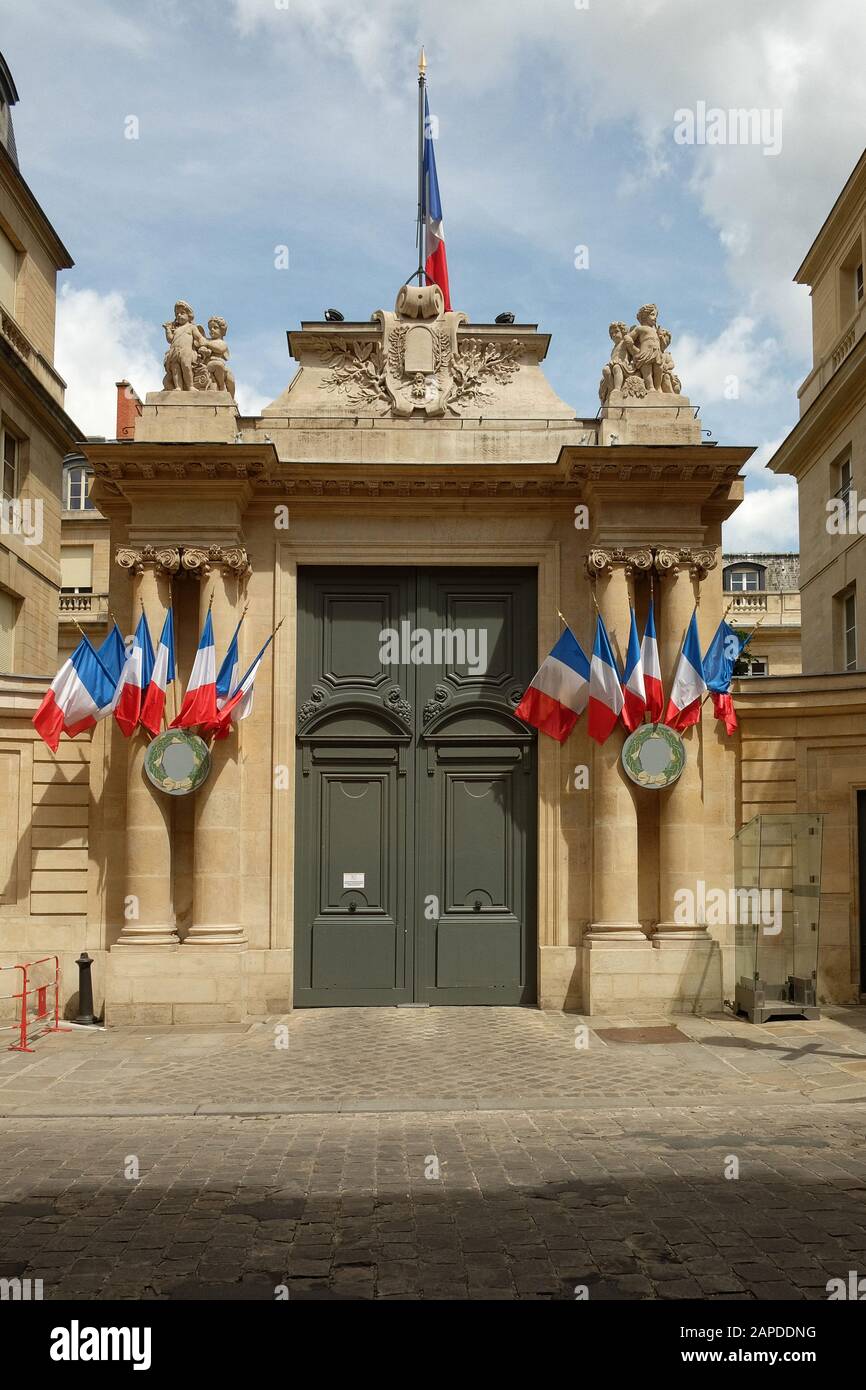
left=723, top=563, right=765, bottom=593
left=63, top=463, right=95, bottom=511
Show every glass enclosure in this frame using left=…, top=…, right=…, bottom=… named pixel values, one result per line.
left=731, top=813, right=823, bottom=1023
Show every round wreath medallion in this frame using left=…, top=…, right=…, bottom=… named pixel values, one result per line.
left=144, top=730, right=211, bottom=796
left=621, top=722, right=686, bottom=789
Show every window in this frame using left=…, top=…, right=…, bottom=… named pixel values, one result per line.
left=727, top=568, right=761, bottom=592
left=836, top=453, right=853, bottom=518
left=842, top=239, right=865, bottom=321
left=0, top=589, right=15, bottom=670
left=845, top=591, right=857, bottom=671
left=64, top=465, right=94, bottom=511
left=734, top=654, right=768, bottom=678
left=0, top=226, right=16, bottom=315
left=60, top=546, right=93, bottom=594
left=1, top=428, right=17, bottom=503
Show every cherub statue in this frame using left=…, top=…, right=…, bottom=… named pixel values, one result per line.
left=623, top=303, right=664, bottom=392
left=598, top=321, right=632, bottom=404
left=162, top=300, right=205, bottom=391
left=198, top=316, right=236, bottom=397
left=658, top=326, right=681, bottom=394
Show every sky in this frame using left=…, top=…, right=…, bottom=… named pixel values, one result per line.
left=3, top=0, right=866, bottom=550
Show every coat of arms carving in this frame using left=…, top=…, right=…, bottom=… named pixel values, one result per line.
left=319, top=283, right=521, bottom=417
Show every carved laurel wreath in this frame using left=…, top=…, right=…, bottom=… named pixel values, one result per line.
left=318, top=335, right=521, bottom=415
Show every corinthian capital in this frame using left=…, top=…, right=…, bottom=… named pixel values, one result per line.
left=653, top=547, right=717, bottom=580
left=115, top=544, right=181, bottom=577
left=585, top=546, right=654, bottom=580
left=180, top=544, right=250, bottom=580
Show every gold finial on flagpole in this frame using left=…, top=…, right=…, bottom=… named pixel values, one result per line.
left=418, top=46, right=427, bottom=76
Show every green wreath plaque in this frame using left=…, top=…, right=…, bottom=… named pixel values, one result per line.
left=621, top=722, right=685, bottom=789
left=144, top=730, right=212, bottom=796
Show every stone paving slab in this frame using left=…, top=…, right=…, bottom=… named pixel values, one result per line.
left=1, top=1005, right=865, bottom=1116
left=1, top=1103, right=865, bottom=1300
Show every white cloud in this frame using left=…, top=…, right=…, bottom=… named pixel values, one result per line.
left=55, top=286, right=162, bottom=437
left=723, top=436, right=799, bottom=551
left=675, top=316, right=784, bottom=404
left=55, top=286, right=266, bottom=434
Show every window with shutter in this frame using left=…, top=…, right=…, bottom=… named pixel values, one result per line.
left=0, top=227, right=16, bottom=315
left=60, top=546, right=93, bottom=593
left=0, top=590, right=16, bottom=672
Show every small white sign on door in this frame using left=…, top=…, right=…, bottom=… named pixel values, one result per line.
left=343, top=872, right=365, bottom=889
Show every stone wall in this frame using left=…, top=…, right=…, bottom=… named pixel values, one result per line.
left=736, top=672, right=866, bottom=1004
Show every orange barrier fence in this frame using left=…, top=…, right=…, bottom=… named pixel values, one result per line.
left=0, top=955, right=67, bottom=1052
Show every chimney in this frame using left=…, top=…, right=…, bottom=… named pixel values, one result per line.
left=115, top=380, right=142, bottom=441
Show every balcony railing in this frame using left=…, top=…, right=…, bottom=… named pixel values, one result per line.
left=726, top=590, right=801, bottom=625
left=59, top=593, right=109, bottom=622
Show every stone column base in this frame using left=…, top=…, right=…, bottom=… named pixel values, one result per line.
left=584, top=923, right=648, bottom=943
left=583, top=932, right=722, bottom=1015
left=114, top=925, right=180, bottom=948
left=183, top=924, right=248, bottom=949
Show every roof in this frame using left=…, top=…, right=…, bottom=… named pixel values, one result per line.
left=795, top=146, right=866, bottom=285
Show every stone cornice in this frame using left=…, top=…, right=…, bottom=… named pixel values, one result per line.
left=80, top=441, right=279, bottom=496
left=563, top=444, right=752, bottom=485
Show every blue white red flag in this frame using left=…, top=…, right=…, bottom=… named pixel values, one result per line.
left=170, top=610, right=217, bottom=729
left=621, top=607, right=647, bottom=732
left=703, top=619, right=751, bottom=735
left=32, top=636, right=117, bottom=752
left=422, top=90, right=451, bottom=310
left=664, top=611, right=707, bottom=732
left=216, top=617, right=242, bottom=712
left=140, top=608, right=176, bottom=737
left=114, top=611, right=155, bottom=738
left=208, top=630, right=277, bottom=740
left=588, top=613, right=624, bottom=744
left=640, top=599, right=664, bottom=723
left=95, top=622, right=127, bottom=719
left=514, top=626, right=590, bottom=743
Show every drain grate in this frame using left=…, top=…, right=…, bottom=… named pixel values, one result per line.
left=594, top=1025, right=690, bottom=1045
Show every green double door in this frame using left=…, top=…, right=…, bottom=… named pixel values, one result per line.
left=294, top=566, right=537, bottom=1007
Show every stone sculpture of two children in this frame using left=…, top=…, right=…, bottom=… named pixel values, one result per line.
left=162, top=300, right=236, bottom=398
left=599, top=303, right=681, bottom=404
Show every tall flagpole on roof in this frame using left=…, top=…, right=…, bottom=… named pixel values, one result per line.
left=415, top=47, right=427, bottom=286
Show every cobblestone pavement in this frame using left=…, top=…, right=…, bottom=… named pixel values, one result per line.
left=2, top=1104, right=866, bottom=1300
left=1, top=1006, right=866, bottom=1116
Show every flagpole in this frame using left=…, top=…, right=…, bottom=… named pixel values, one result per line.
left=416, top=47, right=426, bottom=285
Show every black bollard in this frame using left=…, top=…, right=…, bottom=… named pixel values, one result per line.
left=74, top=951, right=96, bottom=1026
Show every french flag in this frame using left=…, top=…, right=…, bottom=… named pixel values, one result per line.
left=114, top=612, right=154, bottom=739
left=32, top=636, right=117, bottom=752
left=514, top=627, right=590, bottom=743
left=209, top=630, right=277, bottom=741
left=140, top=609, right=175, bottom=738
left=216, top=618, right=242, bottom=712
left=664, top=611, right=707, bottom=732
left=621, top=607, right=647, bottom=732
left=95, top=622, right=128, bottom=719
left=703, top=618, right=750, bottom=736
left=641, top=599, right=664, bottom=723
left=587, top=613, right=624, bottom=745
left=170, top=610, right=217, bottom=729
left=422, top=90, right=451, bottom=310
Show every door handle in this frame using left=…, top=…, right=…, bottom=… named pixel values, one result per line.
left=473, top=899, right=482, bottom=912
